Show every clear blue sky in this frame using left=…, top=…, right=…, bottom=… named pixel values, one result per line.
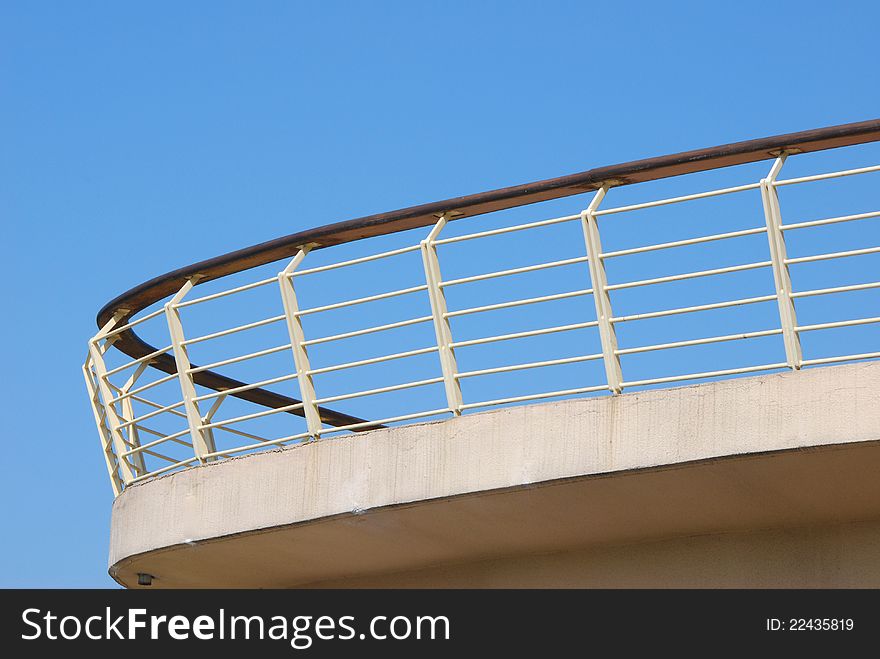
left=2, top=1, right=879, bottom=587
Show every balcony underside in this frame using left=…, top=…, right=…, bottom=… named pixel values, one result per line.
left=109, top=361, right=880, bottom=588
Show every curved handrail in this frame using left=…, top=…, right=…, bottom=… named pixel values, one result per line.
left=95, top=119, right=880, bottom=428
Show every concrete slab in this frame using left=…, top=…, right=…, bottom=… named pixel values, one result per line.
left=109, top=361, right=880, bottom=587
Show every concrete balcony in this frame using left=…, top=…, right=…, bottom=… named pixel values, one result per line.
left=87, top=121, right=880, bottom=587
left=109, top=360, right=880, bottom=588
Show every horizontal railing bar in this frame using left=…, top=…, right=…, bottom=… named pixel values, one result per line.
left=104, top=380, right=123, bottom=393
left=445, top=289, right=592, bottom=318
left=107, top=372, right=179, bottom=404
left=130, top=457, right=199, bottom=483
left=773, top=163, right=880, bottom=187
left=139, top=417, right=268, bottom=446
left=621, top=362, right=788, bottom=388
left=450, top=320, right=600, bottom=349
left=118, top=400, right=185, bottom=429
left=612, top=294, right=777, bottom=323
left=120, top=446, right=180, bottom=466
left=456, top=353, right=604, bottom=379
left=138, top=447, right=189, bottom=464
left=103, top=307, right=167, bottom=338
left=308, top=346, right=439, bottom=376
left=187, top=343, right=292, bottom=374
left=322, top=408, right=451, bottom=435
left=119, top=457, right=141, bottom=474
left=594, top=182, right=761, bottom=216
left=129, top=394, right=189, bottom=419
left=148, top=424, right=260, bottom=457
left=796, top=316, right=880, bottom=333
left=200, top=431, right=313, bottom=460
left=791, top=281, right=880, bottom=299
left=103, top=344, right=173, bottom=377
left=460, top=384, right=609, bottom=411
left=607, top=261, right=772, bottom=291
left=296, top=285, right=429, bottom=316
left=206, top=425, right=268, bottom=443
left=192, top=373, right=298, bottom=402
left=131, top=424, right=194, bottom=448
left=303, top=315, right=433, bottom=346
left=292, top=244, right=422, bottom=277
left=433, top=213, right=582, bottom=245
left=119, top=428, right=191, bottom=456
left=138, top=427, right=190, bottom=443
left=130, top=425, right=170, bottom=438
left=801, top=351, right=880, bottom=367
left=181, top=315, right=286, bottom=346
left=616, top=329, right=783, bottom=356
left=174, top=277, right=278, bottom=308
left=440, top=256, right=589, bottom=288
left=315, top=377, right=444, bottom=405
left=129, top=428, right=235, bottom=461
left=601, top=227, right=766, bottom=260
left=781, top=209, right=880, bottom=231
left=200, top=400, right=306, bottom=431
left=785, top=245, right=880, bottom=265
left=127, top=447, right=177, bottom=465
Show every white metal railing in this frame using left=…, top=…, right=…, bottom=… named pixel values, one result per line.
left=85, top=149, right=880, bottom=494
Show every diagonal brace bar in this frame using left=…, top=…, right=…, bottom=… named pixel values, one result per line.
left=165, top=276, right=217, bottom=462
left=421, top=214, right=463, bottom=415
left=278, top=246, right=323, bottom=440
left=580, top=185, right=623, bottom=393
left=760, top=154, right=802, bottom=369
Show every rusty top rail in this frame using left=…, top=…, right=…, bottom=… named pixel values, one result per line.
left=94, top=119, right=880, bottom=428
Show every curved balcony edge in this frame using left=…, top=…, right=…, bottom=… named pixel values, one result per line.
left=109, top=360, right=880, bottom=588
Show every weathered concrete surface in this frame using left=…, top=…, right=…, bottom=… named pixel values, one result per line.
left=109, top=361, right=880, bottom=588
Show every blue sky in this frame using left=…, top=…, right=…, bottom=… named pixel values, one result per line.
left=2, top=1, right=879, bottom=587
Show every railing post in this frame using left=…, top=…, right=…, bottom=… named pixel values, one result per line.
left=278, top=247, right=323, bottom=440
left=760, top=154, right=802, bottom=369
left=165, top=276, right=217, bottom=462
left=82, top=351, right=124, bottom=495
left=580, top=185, right=623, bottom=393
left=421, top=214, right=463, bottom=415
left=87, top=312, right=138, bottom=485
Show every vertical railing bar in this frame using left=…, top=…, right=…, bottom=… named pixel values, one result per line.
left=87, top=311, right=138, bottom=485
left=165, top=276, right=217, bottom=463
left=421, top=214, right=464, bottom=415
left=278, top=246, right=323, bottom=440
left=761, top=154, right=803, bottom=369
left=82, top=353, right=124, bottom=495
left=580, top=185, right=622, bottom=393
